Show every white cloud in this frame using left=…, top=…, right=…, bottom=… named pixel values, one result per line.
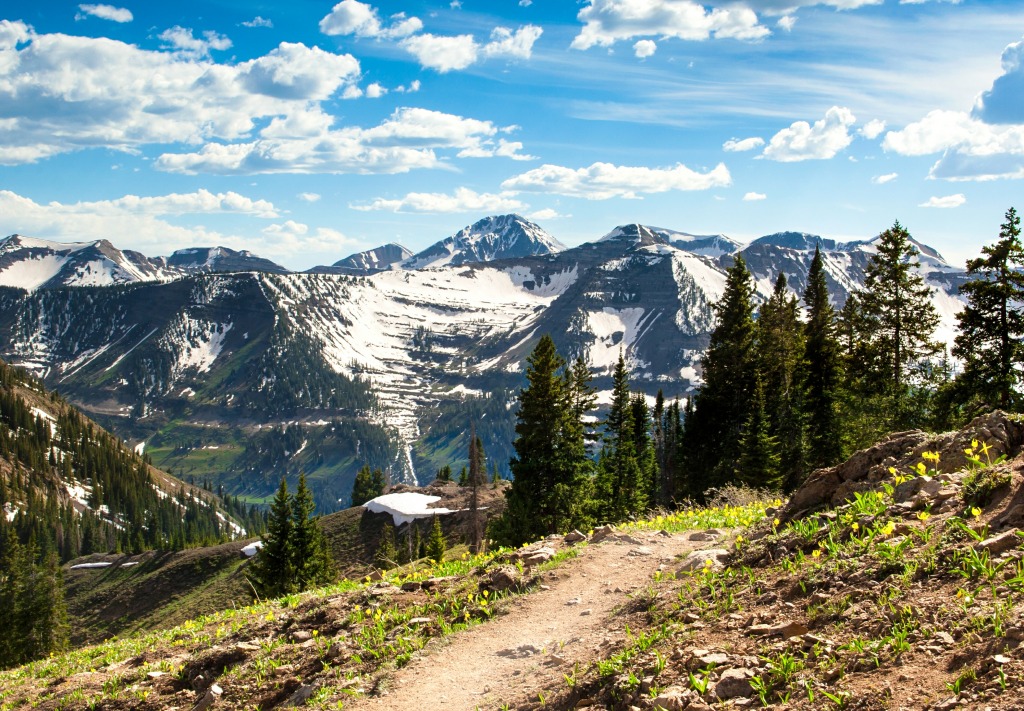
left=501, top=161, right=731, bottom=199
left=458, top=138, right=537, bottom=161
left=520, top=0, right=533, bottom=6
left=973, top=35, right=1024, bottom=125
left=351, top=187, right=525, bottom=213
left=76, top=4, right=132, bottom=23
left=158, top=27, right=232, bottom=59
left=859, top=119, right=886, bottom=140
left=872, top=172, right=898, bottom=184
left=260, top=221, right=360, bottom=258
left=401, top=33, right=478, bottom=72
left=450, top=0, right=462, bottom=8
left=919, top=194, right=966, bottom=208
left=319, top=1, right=422, bottom=39
left=572, top=0, right=770, bottom=50
left=298, top=192, right=321, bottom=202
left=242, top=17, right=274, bottom=29
left=634, top=40, right=657, bottom=58
left=723, top=136, right=764, bottom=152
left=365, top=82, right=387, bottom=98
left=777, top=15, right=796, bottom=31
left=743, top=191, right=767, bottom=200
left=761, top=106, right=856, bottom=162
left=395, top=79, right=421, bottom=93
left=483, top=25, right=543, bottom=60
left=527, top=208, right=570, bottom=220
left=156, top=107, right=530, bottom=175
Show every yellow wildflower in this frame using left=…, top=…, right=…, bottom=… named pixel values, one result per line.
left=812, top=549, right=821, bottom=558
left=971, top=506, right=982, bottom=518
left=917, top=511, right=931, bottom=522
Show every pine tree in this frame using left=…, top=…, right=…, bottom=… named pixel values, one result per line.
left=248, top=477, right=294, bottom=598
left=426, top=515, right=446, bottom=563
left=468, top=424, right=485, bottom=554
left=567, top=355, right=599, bottom=443
left=802, top=247, right=844, bottom=471
left=351, top=465, right=386, bottom=507
left=683, top=255, right=757, bottom=495
left=493, top=335, right=592, bottom=545
left=375, top=523, right=397, bottom=569
left=757, top=273, right=806, bottom=490
left=290, top=473, right=334, bottom=591
left=855, top=221, right=941, bottom=429
left=953, top=207, right=1024, bottom=410
left=737, top=373, right=782, bottom=489
left=595, top=352, right=646, bottom=522
left=436, top=464, right=452, bottom=482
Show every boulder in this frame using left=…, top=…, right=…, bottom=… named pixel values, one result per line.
left=677, top=549, right=730, bottom=573
left=713, top=668, right=754, bottom=699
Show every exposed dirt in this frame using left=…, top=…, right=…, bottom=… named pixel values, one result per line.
left=347, top=530, right=701, bottom=710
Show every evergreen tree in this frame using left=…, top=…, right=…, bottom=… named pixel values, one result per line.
left=351, top=465, right=386, bottom=507
left=683, top=255, right=757, bottom=495
left=426, top=515, right=446, bottom=563
left=802, top=247, right=844, bottom=471
left=493, top=335, right=592, bottom=545
left=631, top=392, right=657, bottom=508
left=436, top=464, right=452, bottom=482
left=757, top=272, right=806, bottom=490
left=248, top=477, right=295, bottom=598
left=953, top=207, right=1024, bottom=410
left=468, top=424, right=485, bottom=554
left=737, top=374, right=782, bottom=489
left=595, top=352, right=646, bottom=522
left=854, top=221, right=941, bottom=429
left=567, top=355, right=599, bottom=443
left=375, top=523, right=397, bottom=569
left=290, top=473, right=334, bottom=591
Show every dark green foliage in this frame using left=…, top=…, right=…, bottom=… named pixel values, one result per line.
left=848, top=221, right=941, bottom=430
left=290, top=473, right=334, bottom=591
left=436, top=464, right=452, bottom=482
left=953, top=207, right=1024, bottom=411
left=468, top=425, right=485, bottom=553
left=682, top=255, right=757, bottom=494
left=737, top=374, right=782, bottom=489
left=0, top=534, right=68, bottom=669
left=351, top=465, right=387, bottom=507
left=802, top=247, right=844, bottom=471
left=426, top=515, right=446, bottom=563
left=493, top=335, right=592, bottom=546
left=248, top=477, right=294, bottom=598
left=595, top=354, right=650, bottom=522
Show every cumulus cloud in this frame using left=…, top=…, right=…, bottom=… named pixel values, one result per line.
left=76, top=4, right=133, bottom=23
left=501, top=161, right=731, bottom=199
left=777, top=15, right=796, bottom=31
left=634, top=39, right=657, bottom=58
left=319, top=0, right=422, bottom=39
left=572, top=0, right=770, bottom=50
left=351, top=187, right=525, bottom=213
left=973, top=35, right=1024, bottom=124
left=483, top=25, right=543, bottom=59
left=395, top=79, right=421, bottom=93
left=401, top=33, right=478, bottom=72
left=242, top=17, right=274, bottom=29
left=859, top=119, right=886, bottom=139
left=365, top=82, right=387, bottom=98
left=872, top=172, right=898, bottom=184
left=920, top=194, right=966, bottom=208
left=158, top=27, right=232, bottom=59
left=743, top=191, right=767, bottom=200
left=298, top=192, right=321, bottom=202
left=723, top=136, right=764, bottom=152
left=155, top=107, right=530, bottom=175
left=527, top=208, right=570, bottom=220
left=761, top=106, right=856, bottom=162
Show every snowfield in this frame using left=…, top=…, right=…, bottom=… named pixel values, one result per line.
left=364, top=492, right=459, bottom=526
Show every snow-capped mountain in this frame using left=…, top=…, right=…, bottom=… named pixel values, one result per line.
left=401, top=214, right=565, bottom=269
left=164, top=246, right=286, bottom=274
left=0, top=234, right=175, bottom=290
left=0, top=216, right=969, bottom=506
left=327, top=243, right=414, bottom=275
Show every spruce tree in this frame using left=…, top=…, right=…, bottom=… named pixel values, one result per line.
left=567, top=355, right=599, bottom=443
left=248, top=477, right=294, bottom=598
left=855, top=221, right=941, bottom=428
left=436, top=464, right=452, bottom=482
left=426, top=515, right=446, bottom=563
left=737, top=374, right=782, bottom=489
left=683, top=255, right=757, bottom=494
left=493, top=335, right=592, bottom=545
left=468, top=424, right=485, bottom=554
left=802, top=247, right=843, bottom=471
left=595, top=352, right=645, bottom=522
left=953, top=207, right=1024, bottom=410
left=375, top=523, right=397, bottom=569
left=290, top=473, right=334, bottom=591
left=351, top=465, right=386, bottom=507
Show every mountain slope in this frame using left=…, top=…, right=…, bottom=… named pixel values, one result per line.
left=402, top=214, right=565, bottom=270
left=326, top=243, right=414, bottom=275
left=164, top=246, right=287, bottom=274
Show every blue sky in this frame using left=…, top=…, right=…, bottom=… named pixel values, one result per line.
left=1, top=0, right=1023, bottom=269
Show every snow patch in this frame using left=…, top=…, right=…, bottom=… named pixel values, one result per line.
left=241, top=541, right=263, bottom=557
left=364, top=492, right=458, bottom=527
left=70, top=562, right=113, bottom=569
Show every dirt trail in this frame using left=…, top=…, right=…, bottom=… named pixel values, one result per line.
left=346, top=530, right=703, bottom=710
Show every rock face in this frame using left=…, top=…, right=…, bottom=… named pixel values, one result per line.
left=785, top=411, right=1024, bottom=519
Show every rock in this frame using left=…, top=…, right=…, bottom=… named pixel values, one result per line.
left=146, top=670, right=166, bottom=679
left=713, top=668, right=754, bottom=699
left=746, top=621, right=808, bottom=638
left=191, top=684, right=223, bottom=711
left=363, top=569, right=383, bottom=582
left=522, top=546, right=556, bottom=566
left=591, top=525, right=616, bottom=543
left=408, top=617, right=431, bottom=625
left=291, top=630, right=312, bottom=642
left=481, top=566, right=523, bottom=593
left=677, top=549, right=730, bottom=573
left=566, top=596, right=582, bottom=606
left=976, top=530, right=1020, bottom=556
left=934, top=631, right=955, bottom=646
left=687, top=531, right=717, bottom=542
left=696, top=652, right=730, bottom=667
left=285, top=683, right=316, bottom=707
left=401, top=580, right=422, bottom=592
left=994, top=654, right=1012, bottom=665
left=564, top=529, right=587, bottom=543
left=628, top=546, right=654, bottom=557
left=650, top=685, right=690, bottom=710
left=421, top=576, right=454, bottom=590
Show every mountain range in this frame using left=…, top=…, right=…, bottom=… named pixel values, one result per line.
left=0, top=215, right=969, bottom=510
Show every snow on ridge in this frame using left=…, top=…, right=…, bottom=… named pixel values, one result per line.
left=364, top=492, right=459, bottom=527
left=0, top=254, right=70, bottom=290
left=70, top=561, right=113, bottom=569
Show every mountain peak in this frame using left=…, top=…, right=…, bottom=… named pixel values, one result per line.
left=330, top=243, right=414, bottom=274
left=402, top=214, right=564, bottom=269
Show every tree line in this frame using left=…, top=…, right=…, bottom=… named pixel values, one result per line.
left=493, top=208, right=1024, bottom=545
